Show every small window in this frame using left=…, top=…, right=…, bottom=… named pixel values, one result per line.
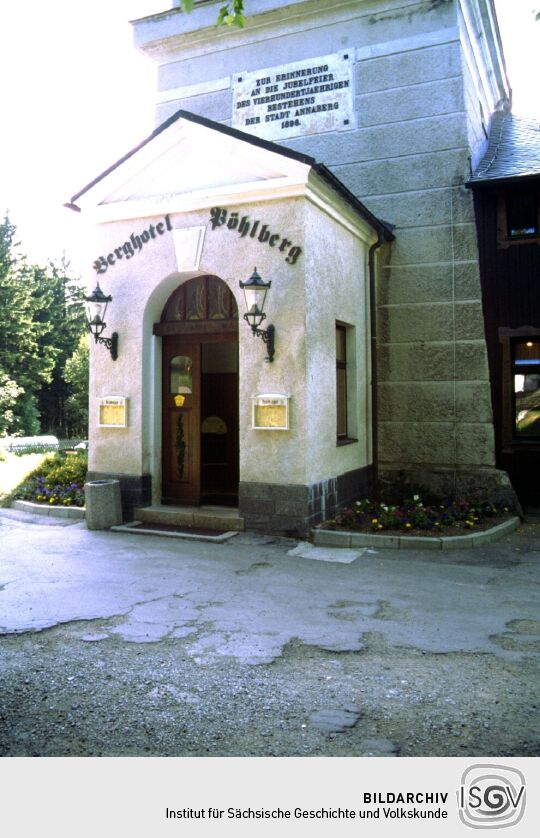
left=513, top=339, right=540, bottom=438
left=507, top=191, right=538, bottom=238
left=336, top=324, right=348, bottom=440
left=498, top=187, right=540, bottom=247
left=170, top=355, right=193, bottom=394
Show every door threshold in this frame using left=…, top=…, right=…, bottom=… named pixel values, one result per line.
left=111, top=521, right=239, bottom=543
left=133, top=503, right=245, bottom=532
left=145, top=503, right=241, bottom=515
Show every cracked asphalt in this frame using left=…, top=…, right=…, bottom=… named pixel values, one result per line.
left=0, top=508, right=539, bottom=757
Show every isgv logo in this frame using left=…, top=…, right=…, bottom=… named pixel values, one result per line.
left=458, top=764, right=526, bottom=829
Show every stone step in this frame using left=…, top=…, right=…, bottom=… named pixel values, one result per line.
left=133, top=504, right=245, bottom=532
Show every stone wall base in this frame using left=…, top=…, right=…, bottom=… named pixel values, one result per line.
left=86, top=472, right=152, bottom=522
left=378, top=466, right=520, bottom=510
left=239, top=465, right=372, bottom=538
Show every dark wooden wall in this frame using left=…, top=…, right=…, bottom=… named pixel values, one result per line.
left=472, top=177, right=540, bottom=505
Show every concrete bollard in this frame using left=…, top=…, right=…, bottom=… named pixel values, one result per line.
left=84, top=479, right=122, bottom=530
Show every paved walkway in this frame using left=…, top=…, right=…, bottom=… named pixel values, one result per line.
left=0, top=507, right=538, bottom=664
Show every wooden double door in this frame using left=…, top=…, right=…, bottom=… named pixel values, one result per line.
left=162, top=334, right=239, bottom=505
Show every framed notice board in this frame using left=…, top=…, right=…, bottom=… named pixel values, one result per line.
left=252, top=394, right=290, bottom=430
left=98, top=396, right=128, bottom=428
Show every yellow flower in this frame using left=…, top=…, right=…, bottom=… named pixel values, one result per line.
left=405, top=523, right=412, bottom=529
left=378, top=524, right=383, bottom=530
left=372, top=518, right=378, bottom=524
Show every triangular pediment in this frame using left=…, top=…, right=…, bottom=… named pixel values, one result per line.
left=69, top=111, right=315, bottom=222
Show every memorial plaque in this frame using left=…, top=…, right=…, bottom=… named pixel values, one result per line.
left=232, top=53, right=353, bottom=141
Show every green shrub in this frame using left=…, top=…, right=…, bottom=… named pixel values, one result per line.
left=15, top=452, right=87, bottom=507
left=39, top=454, right=87, bottom=488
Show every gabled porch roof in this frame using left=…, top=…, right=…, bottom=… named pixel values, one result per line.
left=66, top=109, right=393, bottom=241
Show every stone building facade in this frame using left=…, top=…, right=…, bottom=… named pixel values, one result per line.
left=71, top=0, right=516, bottom=535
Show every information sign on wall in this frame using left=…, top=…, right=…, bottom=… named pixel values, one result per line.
left=98, top=397, right=128, bottom=428
left=252, top=394, right=290, bottom=430
left=232, top=53, right=353, bottom=141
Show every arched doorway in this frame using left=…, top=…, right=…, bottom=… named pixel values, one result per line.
left=154, top=275, right=239, bottom=505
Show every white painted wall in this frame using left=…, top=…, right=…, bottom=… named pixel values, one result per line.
left=87, top=187, right=375, bottom=494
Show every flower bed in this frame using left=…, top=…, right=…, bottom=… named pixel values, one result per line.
left=321, top=495, right=511, bottom=536
left=15, top=452, right=87, bottom=508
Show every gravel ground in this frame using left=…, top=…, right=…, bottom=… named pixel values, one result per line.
left=1, top=621, right=538, bottom=757
left=1, top=512, right=539, bottom=758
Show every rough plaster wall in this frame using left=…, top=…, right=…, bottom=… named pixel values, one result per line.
left=457, top=1, right=504, bottom=172
left=152, top=0, right=458, bottom=125
left=303, top=200, right=373, bottom=485
left=133, top=0, right=505, bottom=485
left=348, top=27, right=495, bottom=476
left=87, top=215, right=181, bottom=476
left=88, top=200, right=309, bottom=486
left=299, top=3, right=495, bottom=478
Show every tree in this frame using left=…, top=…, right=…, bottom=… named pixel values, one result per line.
left=0, top=371, right=23, bottom=437
left=0, top=217, right=55, bottom=434
left=0, top=216, right=86, bottom=437
left=36, top=257, right=87, bottom=436
left=180, top=0, right=246, bottom=28
left=63, top=335, right=89, bottom=437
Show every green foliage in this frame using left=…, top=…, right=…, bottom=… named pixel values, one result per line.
left=63, top=335, right=89, bottom=437
left=15, top=451, right=87, bottom=507
left=0, top=370, right=23, bottom=436
left=0, top=220, right=56, bottom=404
left=217, top=1, right=246, bottom=27
left=36, top=452, right=88, bottom=489
left=0, top=215, right=87, bottom=437
left=324, top=495, right=511, bottom=534
left=36, top=257, right=87, bottom=436
left=9, top=392, right=41, bottom=437
left=180, top=0, right=246, bottom=27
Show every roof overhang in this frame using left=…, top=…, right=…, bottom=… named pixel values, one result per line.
left=467, top=172, right=540, bottom=189
left=66, top=110, right=393, bottom=243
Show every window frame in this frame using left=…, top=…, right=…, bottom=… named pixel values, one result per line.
left=499, top=326, right=540, bottom=451
left=497, top=186, right=540, bottom=249
left=335, top=321, right=358, bottom=446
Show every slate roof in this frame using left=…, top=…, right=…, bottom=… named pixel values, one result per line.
left=470, top=112, right=540, bottom=185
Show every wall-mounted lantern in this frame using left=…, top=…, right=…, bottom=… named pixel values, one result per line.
left=239, top=268, right=275, bottom=362
left=84, top=283, right=118, bottom=361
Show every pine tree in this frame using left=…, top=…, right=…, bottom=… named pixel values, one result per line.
left=36, top=257, right=86, bottom=435
left=63, top=335, right=89, bottom=437
left=0, top=216, right=86, bottom=436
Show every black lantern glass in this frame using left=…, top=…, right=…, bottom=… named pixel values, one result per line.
left=239, top=268, right=275, bottom=362
left=240, top=268, right=270, bottom=329
left=84, top=283, right=118, bottom=360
